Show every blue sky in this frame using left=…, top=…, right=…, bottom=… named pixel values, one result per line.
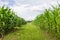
left=0, top=0, right=60, bottom=21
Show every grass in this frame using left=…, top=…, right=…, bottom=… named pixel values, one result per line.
left=3, top=23, right=55, bottom=40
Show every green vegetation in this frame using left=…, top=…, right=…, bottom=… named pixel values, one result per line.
left=3, top=23, right=55, bottom=40
left=34, top=4, right=60, bottom=40
left=0, top=6, right=26, bottom=39
left=1, top=4, right=60, bottom=40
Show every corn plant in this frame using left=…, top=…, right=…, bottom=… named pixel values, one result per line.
left=34, top=4, right=60, bottom=40
left=0, top=6, right=26, bottom=39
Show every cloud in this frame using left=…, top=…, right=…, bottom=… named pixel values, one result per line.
left=0, top=0, right=9, bottom=6
left=9, top=0, right=60, bottom=20
left=0, top=0, right=60, bottom=21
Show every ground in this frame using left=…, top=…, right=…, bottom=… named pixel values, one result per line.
left=3, top=23, right=55, bottom=40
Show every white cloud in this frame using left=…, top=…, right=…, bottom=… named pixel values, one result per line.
left=0, top=0, right=60, bottom=21
left=10, top=0, right=60, bottom=20
left=0, top=0, right=8, bottom=6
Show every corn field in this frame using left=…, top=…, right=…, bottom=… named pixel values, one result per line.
left=34, top=4, right=60, bottom=40
left=0, top=6, right=26, bottom=39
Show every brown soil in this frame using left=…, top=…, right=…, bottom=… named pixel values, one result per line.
left=43, top=31, right=56, bottom=40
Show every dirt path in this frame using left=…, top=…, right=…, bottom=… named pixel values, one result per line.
left=42, top=31, right=56, bottom=40
left=0, top=38, right=2, bottom=40
left=3, top=23, right=56, bottom=40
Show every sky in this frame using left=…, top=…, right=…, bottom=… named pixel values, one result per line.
left=0, top=0, right=60, bottom=21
